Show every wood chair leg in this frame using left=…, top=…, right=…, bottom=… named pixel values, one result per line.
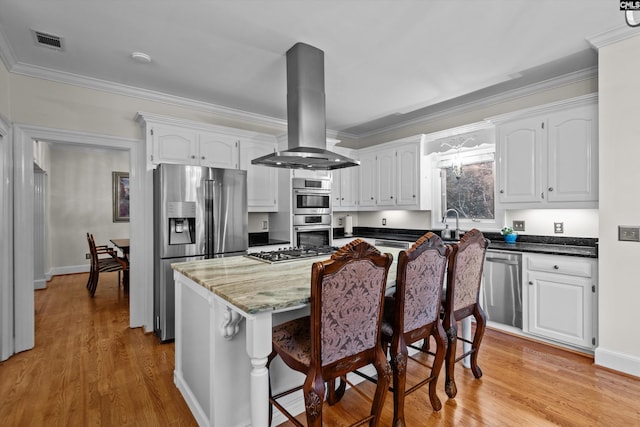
left=371, top=351, right=391, bottom=427
left=445, top=324, right=458, bottom=398
left=327, top=376, right=346, bottom=405
left=390, top=341, right=408, bottom=427
left=303, top=372, right=325, bottom=427
left=429, top=327, right=446, bottom=411
left=470, top=312, right=486, bottom=379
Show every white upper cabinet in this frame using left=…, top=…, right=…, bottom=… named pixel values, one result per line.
left=495, top=96, right=598, bottom=208
left=198, top=131, right=239, bottom=169
left=358, top=152, right=377, bottom=208
left=240, top=138, right=278, bottom=212
left=332, top=166, right=359, bottom=210
left=149, top=123, right=239, bottom=169
left=359, top=141, right=423, bottom=210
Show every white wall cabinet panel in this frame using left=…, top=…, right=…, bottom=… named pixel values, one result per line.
left=396, top=143, right=420, bottom=207
left=332, top=167, right=359, bottom=210
left=497, top=119, right=543, bottom=204
left=376, top=147, right=396, bottom=207
left=198, top=131, right=239, bottom=169
left=150, top=124, right=239, bottom=169
left=547, top=105, right=598, bottom=203
left=358, top=153, right=377, bottom=208
left=496, top=97, right=598, bottom=209
left=240, top=139, right=278, bottom=212
left=151, top=124, right=199, bottom=165
left=523, top=253, right=597, bottom=351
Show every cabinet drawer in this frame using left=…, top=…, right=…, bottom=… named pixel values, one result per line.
left=525, top=254, right=593, bottom=278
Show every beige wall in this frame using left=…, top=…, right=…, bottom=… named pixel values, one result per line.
left=47, top=144, right=129, bottom=273
left=0, top=59, right=9, bottom=120
left=8, top=73, right=287, bottom=141
left=596, top=33, right=640, bottom=373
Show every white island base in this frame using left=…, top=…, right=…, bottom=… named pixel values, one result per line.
left=174, top=270, right=310, bottom=427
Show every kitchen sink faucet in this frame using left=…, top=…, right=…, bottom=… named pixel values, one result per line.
left=442, top=208, right=461, bottom=240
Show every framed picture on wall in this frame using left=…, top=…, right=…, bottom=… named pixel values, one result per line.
left=112, top=171, right=130, bottom=222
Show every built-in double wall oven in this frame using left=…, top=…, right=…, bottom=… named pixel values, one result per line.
left=292, top=177, right=332, bottom=248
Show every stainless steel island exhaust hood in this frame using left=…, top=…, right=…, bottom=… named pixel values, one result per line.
left=252, top=43, right=359, bottom=170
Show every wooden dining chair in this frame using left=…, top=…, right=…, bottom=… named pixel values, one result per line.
left=86, top=233, right=127, bottom=297
left=267, top=239, right=393, bottom=426
left=381, top=232, right=450, bottom=426
left=441, top=228, right=489, bottom=398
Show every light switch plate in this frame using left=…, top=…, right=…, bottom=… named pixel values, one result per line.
left=513, top=220, right=525, bottom=232
left=554, top=222, right=564, bottom=234
left=618, top=226, right=640, bottom=242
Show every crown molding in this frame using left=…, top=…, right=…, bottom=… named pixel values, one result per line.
left=587, top=25, right=639, bottom=49
left=3, top=58, right=288, bottom=131
left=352, top=66, right=598, bottom=141
left=486, top=93, right=598, bottom=124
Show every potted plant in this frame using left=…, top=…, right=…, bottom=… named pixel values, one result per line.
left=501, top=226, right=517, bottom=243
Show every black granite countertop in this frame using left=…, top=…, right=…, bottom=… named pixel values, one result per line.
left=333, top=227, right=598, bottom=258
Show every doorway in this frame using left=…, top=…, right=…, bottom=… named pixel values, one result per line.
left=10, top=124, right=143, bottom=355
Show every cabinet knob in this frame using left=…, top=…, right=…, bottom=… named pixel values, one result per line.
left=553, top=265, right=559, bottom=270
left=528, top=281, right=533, bottom=285
left=341, top=197, right=344, bottom=200
left=413, top=194, right=416, bottom=198
left=500, top=189, right=504, bottom=194
left=390, top=195, right=393, bottom=199
left=201, top=156, right=205, bottom=160
left=370, top=197, right=374, bottom=200
left=190, top=155, right=196, bottom=159
left=548, top=187, right=554, bottom=192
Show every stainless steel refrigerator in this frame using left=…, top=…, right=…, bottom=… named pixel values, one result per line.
left=153, top=164, right=248, bottom=342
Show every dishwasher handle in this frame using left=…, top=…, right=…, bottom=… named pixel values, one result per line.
left=486, top=257, right=520, bottom=266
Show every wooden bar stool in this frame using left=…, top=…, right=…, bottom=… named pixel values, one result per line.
left=381, top=232, right=450, bottom=426
left=267, top=239, right=393, bottom=426
left=441, top=228, right=489, bottom=398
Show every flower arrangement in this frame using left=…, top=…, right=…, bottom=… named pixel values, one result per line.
left=501, top=226, right=515, bottom=235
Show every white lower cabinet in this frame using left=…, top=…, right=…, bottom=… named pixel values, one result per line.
left=523, top=253, right=597, bottom=351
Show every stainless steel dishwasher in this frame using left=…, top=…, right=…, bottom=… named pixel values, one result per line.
left=482, top=250, right=522, bottom=329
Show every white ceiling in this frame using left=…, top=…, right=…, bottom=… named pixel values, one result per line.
left=0, top=1, right=628, bottom=137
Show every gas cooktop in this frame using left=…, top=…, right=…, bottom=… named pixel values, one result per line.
left=246, top=246, right=338, bottom=264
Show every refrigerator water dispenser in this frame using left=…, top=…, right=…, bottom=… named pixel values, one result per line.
left=167, top=201, right=196, bottom=245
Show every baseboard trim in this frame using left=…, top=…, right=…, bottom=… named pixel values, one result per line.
left=595, top=346, right=640, bottom=378
left=50, top=265, right=89, bottom=276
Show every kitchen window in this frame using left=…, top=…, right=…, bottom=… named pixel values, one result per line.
left=432, top=145, right=503, bottom=232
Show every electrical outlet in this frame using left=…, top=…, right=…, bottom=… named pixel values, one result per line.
left=618, top=226, right=640, bottom=242
left=554, top=222, right=564, bottom=234
left=338, top=217, right=343, bottom=226
left=513, top=220, right=525, bottom=232
left=262, top=220, right=268, bottom=230
left=382, top=218, right=387, bottom=226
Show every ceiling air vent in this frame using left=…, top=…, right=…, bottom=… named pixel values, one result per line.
left=32, top=30, right=63, bottom=50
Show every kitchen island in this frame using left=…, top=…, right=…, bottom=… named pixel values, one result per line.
left=172, top=247, right=402, bottom=427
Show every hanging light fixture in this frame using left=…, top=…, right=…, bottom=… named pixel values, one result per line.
left=441, top=136, right=475, bottom=179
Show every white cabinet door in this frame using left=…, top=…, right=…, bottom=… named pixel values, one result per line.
left=547, top=104, right=598, bottom=203
left=332, top=167, right=359, bottom=210
left=198, top=131, right=239, bottom=169
left=340, top=166, right=359, bottom=208
left=497, top=117, right=543, bottom=204
left=523, top=253, right=596, bottom=350
left=240, top=139, right=278, bottom=212
left=396, top=143, right=419, bottom=207
left=496, top=99, right=598, bottom=208
left=151, top=124, right=199, bottom=165
left=376, top=148, right=396, bottom=206
left=359, top=153, right=377, bottom=207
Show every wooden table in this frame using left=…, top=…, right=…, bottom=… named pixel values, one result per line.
left=110, top=238, right=130, bottom=289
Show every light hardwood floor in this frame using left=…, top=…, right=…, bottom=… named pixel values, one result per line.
left=1, top=273, right=639, bottom=426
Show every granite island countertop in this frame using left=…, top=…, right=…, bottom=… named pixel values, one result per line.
left=172, top=247, right=402, bottom=315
